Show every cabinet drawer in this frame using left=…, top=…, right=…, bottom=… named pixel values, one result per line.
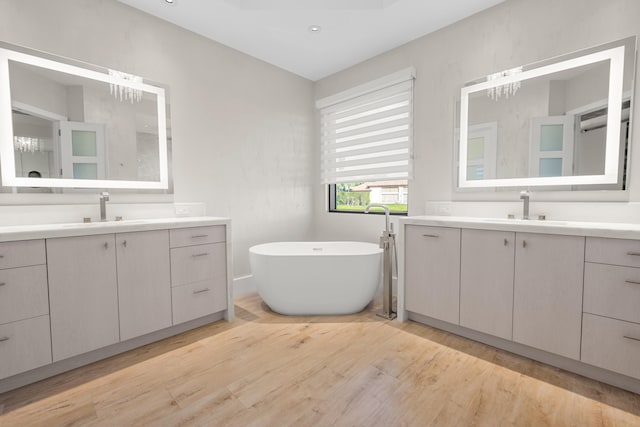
left=582, top=313, right=640, bottom=380
left=0, top=239, right=45, bottom=270
left=0, top=315, right=52, bottom=380
left=170, top=226, right=225, bottom=248
left=586, top=237, right=640, bottom=268
left=172, top=279, right=227, bottom=324
left=584, top=262, right=640, bottom=324
left=170, top=243, right=226, bottom=287
left=0, top=265, right=49, bottom=325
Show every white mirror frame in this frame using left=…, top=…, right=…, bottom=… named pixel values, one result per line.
left=0, top=47, right=169, bottom=189
left=458, top=45, right=625, bottom=188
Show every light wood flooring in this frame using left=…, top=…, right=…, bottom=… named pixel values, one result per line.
left=1, top=293, right=639, bottom=426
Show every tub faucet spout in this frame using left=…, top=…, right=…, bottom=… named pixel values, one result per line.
left=364, top=203, right=390, bottom=233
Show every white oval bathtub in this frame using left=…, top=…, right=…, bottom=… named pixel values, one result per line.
left=249, top=241, right=382, bottom=315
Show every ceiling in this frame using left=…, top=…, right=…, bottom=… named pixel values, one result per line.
left=117, top=0, right=505, bottom=81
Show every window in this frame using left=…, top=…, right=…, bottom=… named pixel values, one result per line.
left=317, top=68, right=414, bottom=214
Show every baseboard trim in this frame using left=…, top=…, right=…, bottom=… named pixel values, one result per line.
left=234, top=274, right=255, bottom=296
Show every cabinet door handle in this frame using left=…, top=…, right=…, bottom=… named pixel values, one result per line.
left=625, top=280, right=640, bottom=285
left=0, top=282, right=5, bottom=287
left=627, top=252, right=640, bottom=256
left=104, top=242, right=109, bottom=249
left=191, top=234, right=209, bottom=238
left=0, top=255, right=4, bottom=258
left=192, top=253, right=209, bottom=258
left=623, top=335, right=640, bottom=343
left=422, top=234, right=439, bottom=238
left=0, top=337, right=9, bottom=342
left=122, top=240, right=127, bottom=248
left=522, top=240, right=527, bottom=248
left=504, top=238, right=508, bottom=246
left=193, top=288, right=210, bottom=294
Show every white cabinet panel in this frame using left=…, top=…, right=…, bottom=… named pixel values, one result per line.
left=460, top=229, right=515, bottom=340
left=584, top=262, right=640, bottom=324
left=582, top=313, right=640, bottom=380
left=513, top=233, right=584, bottom=360
left=0, top=315, right=52, bottom=379
left=169, top=226, right=226, bottom=248
left=170, top=243, right=226, bottom=287
left=47, top=234, right=119, bottom=362
left=116, top=230, right=172, bottom=341
left=172, top=279, right=227, bottom=325
left=586, top=237, right=640, bottom=268
left=405, top=225, right=460, bottom=324
left=0, top=265, right=48, bottom=324
left=0, top=239, right=45, bottom=270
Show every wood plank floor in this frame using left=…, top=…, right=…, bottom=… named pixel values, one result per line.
left=1, top=293, right=639, bottom=426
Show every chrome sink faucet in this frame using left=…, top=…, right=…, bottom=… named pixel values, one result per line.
left=99, top=192, right=109, bottom=222
left=520, top=190, right=530, bottom=220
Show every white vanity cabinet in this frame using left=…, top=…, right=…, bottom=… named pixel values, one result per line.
left=512, top=233, right=585, bottom=360
left=460, top=229, right=515, bottom=340
left=47, top=234, right=119, bottom=362
left=169, top=226, right=227, bottom=325
left=581, top=237, right=640, bottom=379
left=116, top=230, right=172, bottom=341
left=0, top=240, right=52, bottom=380
left=405, top=225, right=460, bottom=324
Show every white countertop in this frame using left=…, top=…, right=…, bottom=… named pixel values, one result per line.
left=401, top=215, right=640, bottom=240
left=0, top=216, right=230, bottom=242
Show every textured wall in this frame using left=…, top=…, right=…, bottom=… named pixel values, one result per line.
left=0, top=0, right=315, bottom=277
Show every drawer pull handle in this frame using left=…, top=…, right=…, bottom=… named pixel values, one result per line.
left=191, top=234, right=209, bottom=238
left=625, top=280, right=640, bottom=285
left=193, top=288, right=210, bottom=294
left=422, top=234, right=439, bottom=238
left=0, top=282, right=5, bottom=287
left=623, top=335, right=640, bottom=343
left=0, top=337, right=9, bottom=342
left=192, top=253, right=210, bottom=258
left=0, top=255, right=4, bottom=258
left=627, top=252, right=640, bottom=256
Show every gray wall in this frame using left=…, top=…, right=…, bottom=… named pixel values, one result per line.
left=313, top=0, right=640, bottom=240
left=0, top=0, right=316, bottom=277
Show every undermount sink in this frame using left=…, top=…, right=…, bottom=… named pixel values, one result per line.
left=477, top=218, right=569, bottom=226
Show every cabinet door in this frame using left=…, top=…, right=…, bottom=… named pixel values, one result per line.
left=116, top=230, right=172, bottom=341
left=460, top=229, right=515, bottom=340
left=513, top=233, right=584, bottom=359
left=47, top=234, right=119, bottom=362
left=405, top=225, right=460, bottom=324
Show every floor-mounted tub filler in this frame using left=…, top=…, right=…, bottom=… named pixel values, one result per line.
left=249, top=241, right=382, bottom=315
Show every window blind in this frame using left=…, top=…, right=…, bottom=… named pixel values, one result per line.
left=318, top=71, right=414, bottom=184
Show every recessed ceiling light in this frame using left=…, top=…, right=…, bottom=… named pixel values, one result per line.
left=308, top=25, right=322, bottom=33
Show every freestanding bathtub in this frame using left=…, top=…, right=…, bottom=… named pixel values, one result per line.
left=249, top=241, right=382, bottom=315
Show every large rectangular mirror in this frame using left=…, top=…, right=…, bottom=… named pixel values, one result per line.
left=0, top=42, right=170, bottom=190
left=457, top=36, right=636, bottom=190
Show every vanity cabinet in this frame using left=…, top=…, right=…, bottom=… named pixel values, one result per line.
left=460, top=229, right=515, bottom=340
left=116, top=231, right=172, bottom=341
left=47, top=234, right=119, bottom=362
left=581, top=237, right=640, bottom=379
left=513, top=233, right=584, bottom=360
left=169, top=226, right=227, bottom=325
left=0, top=240, right=52, bottom=380
left=405, top=225, right=460, bottom=324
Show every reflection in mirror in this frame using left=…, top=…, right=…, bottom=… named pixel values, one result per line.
left=0, top=42, right=171, bottom=190
left=457, top=36, right=635, bottom=190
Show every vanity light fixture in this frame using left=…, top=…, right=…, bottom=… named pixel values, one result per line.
left=308, top=25, right=322, bottom=33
